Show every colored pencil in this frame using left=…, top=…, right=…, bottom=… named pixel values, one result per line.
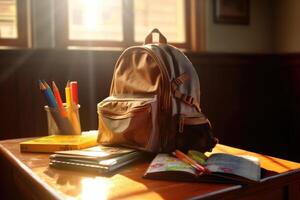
left=70, top=81, right=78, bottom=105
left=52, top=81, right=67, bottom=117
left=65, top=81, right=71, bottom=108
left=173, top=150, right=209, bottom=173
left=39, top=80, right=58, bottom=108
left=65, top=80, right=81, bottom=134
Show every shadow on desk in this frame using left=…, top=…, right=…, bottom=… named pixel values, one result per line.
left=261, top=168, right=278, bottom=178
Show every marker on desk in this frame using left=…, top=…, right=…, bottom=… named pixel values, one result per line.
left=173, top=150, right=209, bottom=174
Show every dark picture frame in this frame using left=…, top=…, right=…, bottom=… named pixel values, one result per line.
left=213, top=0, right=250, bottom=25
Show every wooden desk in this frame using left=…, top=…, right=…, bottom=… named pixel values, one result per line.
left=0, top=138, right=299, bottom=200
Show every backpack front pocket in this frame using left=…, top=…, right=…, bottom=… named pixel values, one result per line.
left=97, top=96, right=159, bottom=151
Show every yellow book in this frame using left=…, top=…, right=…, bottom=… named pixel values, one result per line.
left=20, top=131, right=98, bottom=153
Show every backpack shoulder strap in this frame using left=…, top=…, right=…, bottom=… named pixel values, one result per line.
left=171, top=73, right=201, bottom=112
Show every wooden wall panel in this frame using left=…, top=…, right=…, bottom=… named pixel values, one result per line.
left=279, top=55, right=300, bottom=162
left=0, top=68, right=18, bottom=138
left=0, top=50, right=120, bottom=138
left=186, top=53, right=294, bottom=161
left=0, top=50, right=298, bottom=162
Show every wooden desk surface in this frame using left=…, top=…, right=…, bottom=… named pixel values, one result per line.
left=0, top=138, right=299, bottom=200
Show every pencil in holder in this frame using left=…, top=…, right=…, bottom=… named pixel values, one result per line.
left=44, top=104, right=81, bottom=135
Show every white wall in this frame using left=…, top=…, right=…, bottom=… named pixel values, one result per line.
left=205, top=0, right=274, bottom=53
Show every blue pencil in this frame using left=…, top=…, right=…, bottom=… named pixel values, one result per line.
left=39, top=80, right=58, bottom=108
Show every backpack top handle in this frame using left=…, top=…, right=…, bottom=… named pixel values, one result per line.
left=144, top=28, right=167, bottom=45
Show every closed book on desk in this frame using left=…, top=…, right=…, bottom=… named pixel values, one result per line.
left=20, top=131, right=98, bottom=153
left=49, top=150, right=143, bottom=174
left=144, top=153, right=261, bottom=184
left=51, top=145, right=135, bottom=160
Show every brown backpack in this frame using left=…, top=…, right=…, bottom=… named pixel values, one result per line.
left=97, top=29, right=218, bottom=153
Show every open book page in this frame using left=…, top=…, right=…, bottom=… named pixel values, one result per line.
left=205, top=153, right=261, bottom=181
left=145, top=154, right=196, bottom=175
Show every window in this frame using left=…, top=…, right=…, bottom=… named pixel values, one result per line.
left=68, top=0, right=123, bottom=41
left=134, top=0, right=186, bottom=43
left=0, top=0, right=29, bottom=47
left=0, top=0, right=17, bottom=39
left=55, top=0, right=203, bottom=50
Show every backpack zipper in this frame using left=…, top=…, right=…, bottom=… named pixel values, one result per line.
left=142, top=45, right=172, bottom=152
left=141, top=46, right=171, bottom=112
left=100, top=106, right=151, bottom=119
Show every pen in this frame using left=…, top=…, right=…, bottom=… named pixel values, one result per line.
left=173, top=150, right=209, bottom=173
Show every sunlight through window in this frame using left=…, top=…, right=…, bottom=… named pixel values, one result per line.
left=134, top=0, right=186, bottom=43
left=64, top=0, right=189, bottom=48
left=68, top=0, right=123, bottom=41
left=81, top=178, right=109, bottom=200
left=0, top=0, right=18, bottom=39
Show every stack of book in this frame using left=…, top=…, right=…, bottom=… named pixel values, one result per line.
left=49, top=145, right=143, bottom=174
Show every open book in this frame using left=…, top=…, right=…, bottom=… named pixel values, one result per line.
left=49, top=145, right=143, bottom=174
left=144, top=153, right=261, bottom=184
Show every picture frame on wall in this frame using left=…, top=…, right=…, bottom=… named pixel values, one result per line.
left=213, top=0, right=250, bottom=25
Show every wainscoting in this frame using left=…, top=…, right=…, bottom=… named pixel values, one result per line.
left=0, top=50, right=298, bottom=162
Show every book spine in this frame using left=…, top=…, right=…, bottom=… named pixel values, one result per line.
left=78, top=138, right=99, bottom=149
left=20, top=144, right=78, bottom=153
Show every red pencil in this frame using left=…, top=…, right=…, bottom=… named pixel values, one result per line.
left=52, top=81, right=67, bottom=117
left=70, top=81, right=78, bottom=105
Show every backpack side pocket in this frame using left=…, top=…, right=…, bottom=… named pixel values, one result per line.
left=98, top=96, right=159, bottom=152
